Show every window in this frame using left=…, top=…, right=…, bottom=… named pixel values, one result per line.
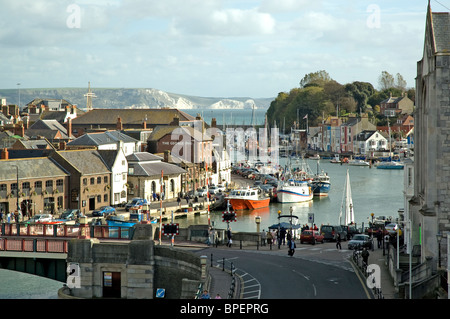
left=45, top=180, right=53, bottom=188
left=0, top=184, right=6, bottom=192
left=22, top=182, right=30, bottom=193
left=97, top=195, right=101, bottom=203
left=97, top=177, right=101, bottom=184
left=104, top=194, right=108, bottom=202
left=104, top=176, right=108, bottom=183
left=90, top=178, right=95, bottom=185
left=83, top=178, right=87, bottom=186
left=56, top=179, right=63, bottom=187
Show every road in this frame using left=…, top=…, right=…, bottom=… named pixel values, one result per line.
left=197, top=242, right=370, bottom=299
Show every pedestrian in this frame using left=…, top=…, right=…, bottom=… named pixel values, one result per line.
left=227, top=228, right=232, bottom=247
left=261, top=229, right=266, bottom=246
left=336, top=232, right=342, bottom=250
left=362, top=247, right=370, bottom=265
left=201, top=290, right=210, bottom=299
left=215, top=294, right=222, bottom=299
left=288, top=239, right=296, bottom=256
left=185, top=195, right=189, bottom=204
left=177, top=196, right=181, bottom=207
left=267, top=230, right=273, bottom=246
left=376, top=228, right=382, bottom=249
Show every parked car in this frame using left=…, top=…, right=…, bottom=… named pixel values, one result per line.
left=208, top=186, right=219, bottom=195
left=341, top=225, right=360, bottom=239
left=92, top=206, right=116, bottom=217
left=197, top=188, right=208, bottom=197
left=59, top=209, right=80, bottom=221
left=300, top=230, right=324, bottom=245
left=320, top=225, right=347, bottom=242
left=385, top=223, right=402, bottom=236
left=27, top=214, right=53, bottom=223
left=348, top=234, right=373, bottom=250
left=125, top=198, right=148, bottom=211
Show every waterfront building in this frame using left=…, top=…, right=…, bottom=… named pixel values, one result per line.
left=0, top=152, right=69, bottom=216
left=380, top=93, right=414, bottom=117
left=353, top=130, right=388, bottom=156
left=49, top=149, right=111, bottom=214
left=67, top=130, right=141, bottom=156
left=126, top=152, right=186, bottom=201
left=408, top=2, right=450, bottom=297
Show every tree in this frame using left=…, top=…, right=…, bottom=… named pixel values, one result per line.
left=395, top=73, right=407, bottom=91
left=378, top=71, right=395, bottom=91
left=299, top=70, right=332, bottom=88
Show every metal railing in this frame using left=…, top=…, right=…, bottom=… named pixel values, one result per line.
left=352, top=247, right=384, bottom=299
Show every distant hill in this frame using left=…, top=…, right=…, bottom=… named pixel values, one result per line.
left=0, top=87, right=273, bottom=110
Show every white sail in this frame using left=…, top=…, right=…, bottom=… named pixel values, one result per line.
left=339, top=169, right=354, bottom=225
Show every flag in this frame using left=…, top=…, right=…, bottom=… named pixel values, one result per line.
left=303, top=114, right=308, bottom=119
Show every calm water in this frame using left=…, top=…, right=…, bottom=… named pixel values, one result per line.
left=183, top=108, right=267, bottom=126
left=0, top=269, right=63, bottom=299
left=0, top=159, right=404, bottom=298
left=191, top=159, right=405, bottom=233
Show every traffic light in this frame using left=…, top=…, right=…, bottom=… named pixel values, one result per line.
left=222, top=211, right=236, bottom=222
left=162, top=223, right=179, bottom=236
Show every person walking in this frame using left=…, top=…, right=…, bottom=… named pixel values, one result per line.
left=267, top=230, right=273, bottom=246
left=226, top=228, right=232, bottom=247
left=376, top=228, right=382, bottom=249
left=288, top=239, right=296, bottom=256
left=362, top=247, right=370, bottom=266
left=336, top=232, right=342, bottom=250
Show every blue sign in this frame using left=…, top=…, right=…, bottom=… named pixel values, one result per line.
left=156, top=288, right=165, bottom=298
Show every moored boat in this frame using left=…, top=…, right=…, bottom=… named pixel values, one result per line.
left=330, top=154, right=341, bottom=164
left=375, top=161, right=404, bottom=169
left=227, top=187, right=270, bottom=210
left=277, top=179, right=313, bottom=203
left=348, top=159, right=370, bottom=166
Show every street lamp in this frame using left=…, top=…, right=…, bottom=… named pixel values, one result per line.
left=11, top=165, right=19, bottom=216
left=436, top=232, right=442, bottom=269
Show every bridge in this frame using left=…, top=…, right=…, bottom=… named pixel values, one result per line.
left=0, top=221, right=133, bottom=283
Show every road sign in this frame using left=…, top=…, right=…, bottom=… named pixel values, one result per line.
left=222, top=211, right=236, bottom=222
left=162, top=223, right=179, bottom=236
left=156, top=288, right=165, bottom=298
left=308, top=213, right=314, bottom=223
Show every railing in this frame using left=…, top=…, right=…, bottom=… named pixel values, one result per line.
left=0, top=237, right=69, bottom=254
left=352, top=247, right=384, bottom=299
left=0, top=222, right=134, bottom=254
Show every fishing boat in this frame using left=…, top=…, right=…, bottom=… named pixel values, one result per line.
left=375, top=160, right=404, bottom=169
left=330, top=154, right=341, bottom=164
left=227, top=187, right=270, bottom=210
left=309, top=154, right=320, bottom=160
left=338, top=169, right=355, bottom=225
left=309, top=161, right=331, bottom=197
left=348, top=159, right=370, bottom=166
left=277, top=179, right=313, bottom=203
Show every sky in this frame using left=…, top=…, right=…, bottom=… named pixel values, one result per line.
left=0, top=0, right=447, bottom=98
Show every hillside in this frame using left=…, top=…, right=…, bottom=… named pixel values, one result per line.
left=0, top=87, right=273, bottom=110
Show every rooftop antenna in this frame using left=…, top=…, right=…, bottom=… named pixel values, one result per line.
left=84, top=81, right=97, bottom=111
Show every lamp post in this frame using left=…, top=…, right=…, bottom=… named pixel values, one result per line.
left=11, top=165, right=19, bottom=216
left=255, top=216, right=261, bottom=248
left=436, top=232, right=442, bottom=269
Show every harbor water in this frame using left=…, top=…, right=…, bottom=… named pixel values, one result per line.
left=182, top=159, right=405, bottom=233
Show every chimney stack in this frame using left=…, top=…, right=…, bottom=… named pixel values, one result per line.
left=117, top=117, right=123, bottom=130
left=170, top=116, right=180, bottom=126
left=164, top=150, right=170, bottom=162
left=1, top=148, right=8, bottom=160
left=211, top=118, right=217, bottom=128
left=66, top=117, right=72, bottom=138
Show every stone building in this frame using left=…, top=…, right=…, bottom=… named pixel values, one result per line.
left=408, top=3, right=450, bottom=297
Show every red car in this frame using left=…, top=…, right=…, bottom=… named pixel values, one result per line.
left=300, top=230, right=324, bottom=245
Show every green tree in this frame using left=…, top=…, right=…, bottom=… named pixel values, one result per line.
left=299, top=70, right=332, bottom=88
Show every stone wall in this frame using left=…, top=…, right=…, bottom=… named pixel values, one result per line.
left=63, top=224, right=204, bottom=299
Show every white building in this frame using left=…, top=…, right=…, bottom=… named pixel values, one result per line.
left=353, top=130, right=388, bottom=156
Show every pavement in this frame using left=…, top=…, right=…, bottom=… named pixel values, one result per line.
left=159, top=238, right=397, bottom=300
